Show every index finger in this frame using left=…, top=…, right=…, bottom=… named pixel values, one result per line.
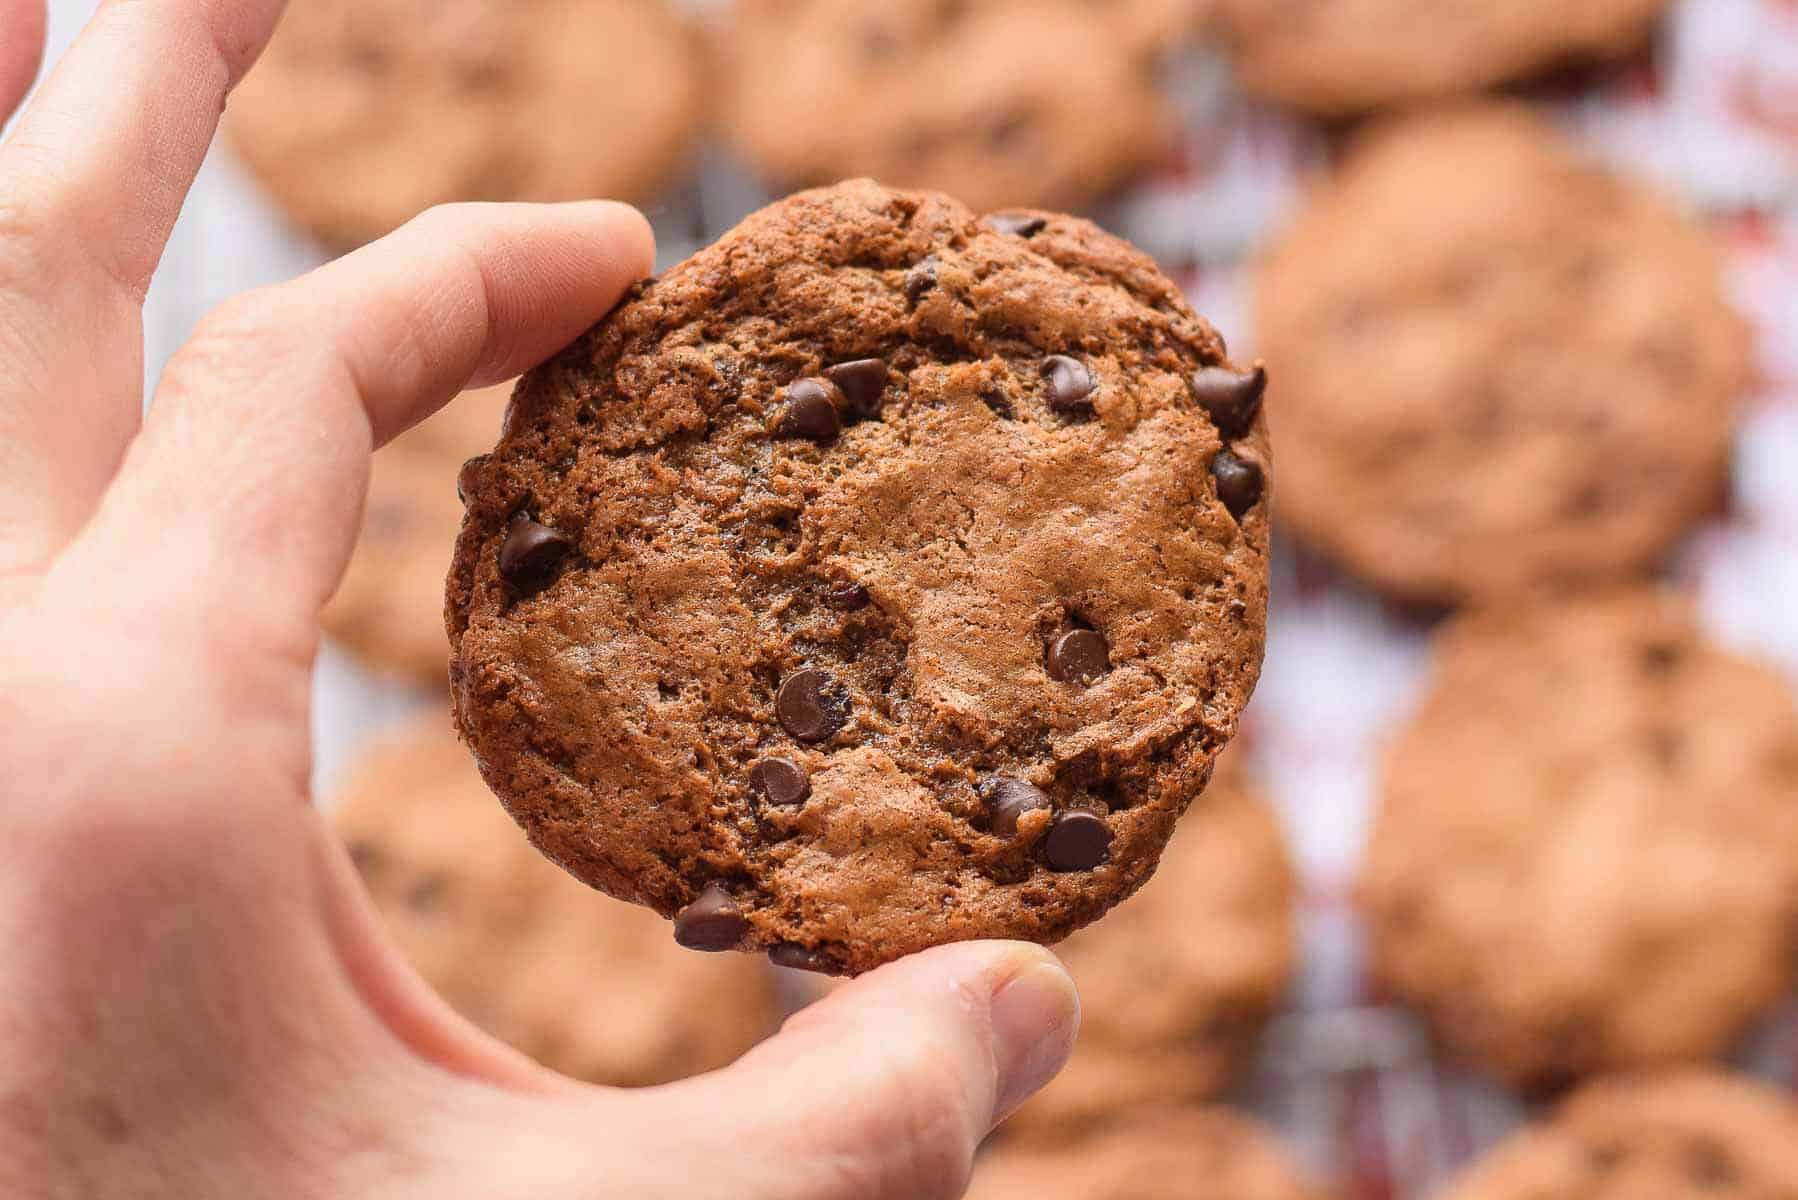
left=0, top=0, right=45, bottom=125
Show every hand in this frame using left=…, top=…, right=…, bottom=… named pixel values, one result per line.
left=0, top=3, right=1079, bottom=1197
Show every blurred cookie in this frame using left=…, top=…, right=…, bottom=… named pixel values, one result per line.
left=229, top=0, right=701, bottom=248
left=1258, top=106, right=1746, bottom=606
left=1003, top=757, right=1296, bottom=1138
left=1214, top=0, right=1669, bottom=115
left=448, top=180, right=1270, bottom=976
left=1364, top=592, right=1798, bottom=1091
left=1441, top=1071, right=1798, bottom=1198
left=721, top=0, right=1182, bottom=213
left=323, top=386, right=508, bottom=684
left=333, top=713, right=779, bottom=1085
left=972, top=1107, right=1317, bottom=1200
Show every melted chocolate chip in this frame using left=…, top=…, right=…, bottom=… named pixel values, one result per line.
left=498, top=518, right=573, bottom=592
left=829, top=581, right=872, bottom=610
left=983, top=777, right=1053, bottom=837
left=904, top=257, right=939, bottom=302
left=1211, top=450, right=1264, bottom=520
left=823, top=359, right=889, bottom=420
left=1040, top=356, right=1097, bottom=413
left=989, top=212, right=1047, bottom=238
left=768, top=943, right=844, bottom=975
left=1047, top=629, right=1111, bottom=685
left=1190, top=363, right=1267, bottom=439
left=776, top=669, right=849, bottom=743
left=749, top=757, right=811, bottom=807
left=776, top=378, right=843, bottom=443
left=673, top=883, right=748, bottom=952
left=1045, top=810, right=1112, bottom=871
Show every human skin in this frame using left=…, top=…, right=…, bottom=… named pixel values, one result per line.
left=0, top=2, right=1079, bottom=1197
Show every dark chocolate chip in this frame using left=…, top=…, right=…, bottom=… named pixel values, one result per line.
left=1045, top=810, right=1112, bottom=871
left=776, top=668, right=849, bottom=743
left=1190, top=363, right=1267, bottom=439
left=456, top=454, right=489, bottom=504
left=989, top=212, right=1047, bottom=238
left=768, top=943, right=843, bottom=975
left=498, top=518, right=573, bottom=592
left=1040, top=356, right=1096, bottom=413
left=823, top=359, right=889, bottom=420
left=673, top=883, right=748, bottom=952
left=1047, top=629, right=1111, bottom=685
left=776, top=378, right=843, bottom=443
left=829, top=581, right=872, bottom=610
left=1211, top=450, right=1263, bottom=520
left=983, top=777, right=1052, bottom=837
left=749, top=757, right=811, bottom=807
left=904, top=257, right=939, bottom=302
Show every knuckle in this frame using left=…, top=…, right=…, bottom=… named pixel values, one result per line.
left=164, top=292, right=297, bottom=389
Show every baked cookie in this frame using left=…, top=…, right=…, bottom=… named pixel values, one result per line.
left=971, top=1107, right=1317, bottom=1200
left=1441, top=1071, right=1798, bottom=1198
left=228, top=0, right=702, bottom=248
left=1258, top=106, right=1746, bottom=607
left=448, top=180, right=1271, bottom=976
left=1002, top=754, right=1296, bottom=1138
left=720, top=0, right=1183, bottom=214
left=1214, top=0, right=1670, bottom=116
left=323, top=386, right=508, bottom=684
left=1364, top=592, right=1798, bottom=1091
left=332, top=712, right=779, bottom=1086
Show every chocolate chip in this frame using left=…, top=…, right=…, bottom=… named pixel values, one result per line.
left=456, top=454, right=489, bottom=503
left=1190, top=363, right=1267, bottom=439
left=749, top=757, right=811, bottom=807
left=498, top=517, right=573, bottom=592
left=776, top=378, right=843, bottom=443
left=776, top=668, right=849, bottom=744
left=673, top=883, right=748, bottom=952
left=1045, top=810, right=1112, bottom=871
left=1047, top=629, right=1111, bottom=685
left=989, top=212, right=1047, bottom=238
left=768, top=943, right=844, bottom=975
left=983, top=777, right=1052, bottom=837
left=829, top=581, right=872, bottom=610
left=1211, top=450, right=1263, bottom=520
left=823, top=359, right=889, bottom=420
left=904, top=257, right=939, bottom=302
left=1040, top=356, right=1096, bottom=413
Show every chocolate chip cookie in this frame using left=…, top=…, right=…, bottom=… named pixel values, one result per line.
left=448, top=179, right=1271, bottom=976
left=1214, top=0, right=1670, bottom=115
left=1441, top=1072, right=1798, bottom=1198
left=332, top=712, right=779, bottom=1085
left=228, top=0, right=701, bottom=248
left=720, top=0, right=1184, bottom=214
left=1258, top=105, right=1746, bottom=607
left=323, top=386, right=508, bottom=684
left=971, top=1107, right=1318, bottom=1200
left=1002, top=753, right=1296, bottom=1139
left=1364, top=592, right=1798, bottom=1091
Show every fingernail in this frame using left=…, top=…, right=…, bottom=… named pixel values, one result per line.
left=986, top=950, right=1080, bottom=1125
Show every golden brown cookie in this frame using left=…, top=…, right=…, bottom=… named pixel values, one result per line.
left=1258, top=106, right=1746, bottom=606
left=1364, top=592, right=1798, bottom=1091
left=1002, top=755, right=1297, bottom=1138
left=1214, top=0, right=1670, bottom=115
left=971, top=1107, right=1318, bottom=1200
left=332, top=713, right=779, bottom=1086
left=448, top=180, right=1271, bottom=976
left=1441, top=1072, right=1798, bottom=1198
left=229, top=0, right=702, bottom=248
left=323, top=386, right=508, bottom=684
left=720, top=0, right=1184, bottom=213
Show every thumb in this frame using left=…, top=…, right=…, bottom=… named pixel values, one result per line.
left=646, top=942, right=1080, bottom=1200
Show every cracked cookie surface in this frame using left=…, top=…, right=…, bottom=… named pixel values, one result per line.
left=448, top=180, right=1270, bottom=974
